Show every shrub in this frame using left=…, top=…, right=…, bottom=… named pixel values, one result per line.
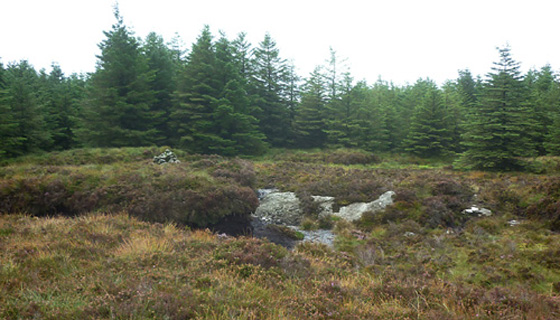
left=0, top=155, right=259, bottom=228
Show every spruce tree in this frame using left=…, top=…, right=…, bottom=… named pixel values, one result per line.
left=213, top=33, right=267, bottom=155
left=441, top=81, right=465, bottom=153
left=2, top=61, right=50, bottom=156
left=38, top=64, right=81, bottom=151
left=79, top=7, right=156, bottom=147
left=0, top=62, right=18, bottom=158
left=459, top=46, right=536, bottom=170
left=404, top=84, right=452, bottom=157
left=293, top=67, right=327, bottom=148
left=324, top=72, right=359, bottom=148
left=352, top=81, right=388, bottom=151
left=171, top=26, right=220, bottom=152
left=143, top=32, right=179, bottom=145
left=251, top=33, right=290, bottom=146
left=526, top=65, right=560, bottom=155
left=370, top=79, right=398, bottom=152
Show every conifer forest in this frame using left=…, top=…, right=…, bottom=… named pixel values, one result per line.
left=2, top=11, right=559, bottom=171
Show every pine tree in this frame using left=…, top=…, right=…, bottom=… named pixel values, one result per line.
left=212, top=33, right=267, bottom=155
left=2, top=61, right=50, bottom=156
left=459, top=46, right=536, bottom=170
left=0, top=62, right=18, bottom=158
left=251, top=33, right=290, bottom=146
left=404, top=84, right=452, bottom=157
left=457, top=69, right=480, bottom=109
left=231, top=32, right=254, bottom=81
left=352, top=81, right=388, bottom=151
left=143, top=32, right=179, bottom=145
left=394, top=79, right=434, bottom=151
left=79, top=7, right=156, bottom=147
left=40, top=64, right=80, bottom=151
left=370, top=79, right=398, bottom=152
left=526, top=65, right=560, bottom=155
left=441, top=81, right=465, bottom=153
left=293, top=66, right=327, bottom=148
left=324, top=72, right=360, bottom=148
left=170, top=25, right=220, bottom=152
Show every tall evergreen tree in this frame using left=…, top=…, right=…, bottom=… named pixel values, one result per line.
left=2, top=61, right=49, bottom=156
left=79, top=7, right=156, bottom=147
left=231, top=32, right=254, bottom=81
left=459, top=46, right=536, bottom=170
left=171, top=25, right=220, bottom=152
left=352, top=81, right=388, bottom=151
left=324, top=72, right=359, bottom=147
left=251, top=33, right=290, bottom=146
left=441, top=81, right=465, bottom=153
left=371, top=79, right=399, bottom=151
left=293, top=67, right=327, bottom=148
left=0, top=62, right=18, bottom=158
left=40, top=64, right=80, bottom=151
left=143, top=32, right=179, bottom=145
left=394, top=79, right=434, bottom=151
left=526, top=65, right=560, bottom=155
left=404, top=84, right=452, bottom=157
left=457, top=69, right=480, bottom=109
left=213, top=33, right=268, bottom=155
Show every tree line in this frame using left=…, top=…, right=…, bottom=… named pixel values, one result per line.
left=1, top=10, right=560, bottom=170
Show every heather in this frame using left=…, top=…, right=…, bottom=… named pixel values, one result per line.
left=1, top=148, right=560, bottom=318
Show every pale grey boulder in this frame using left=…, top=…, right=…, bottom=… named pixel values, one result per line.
left=333, top=191, right=396, bottom=221
left=253, top=191, right=301, bottom=225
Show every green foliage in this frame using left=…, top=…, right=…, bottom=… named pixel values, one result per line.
left=293, top=67, right=327, bottom=148
left=143, top=32, right=180, bottom=145
left=1, top=61, right=50, bottom=157
left=79, top=9, right=157, bottom=147
left=404, top=82, right=453, bottom=157
left=251, top=33, right=292, bottom=147
left=171, top=27, right=267, bottom=156
left=459, top=46, right=537, bottom=171
left=2, top=16, right=560, bottom=171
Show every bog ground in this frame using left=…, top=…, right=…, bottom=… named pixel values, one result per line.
left=1, top=147, right=560, bottom=319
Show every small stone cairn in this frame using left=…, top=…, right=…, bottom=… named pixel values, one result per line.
left=153, top=149, right=181, bottom=164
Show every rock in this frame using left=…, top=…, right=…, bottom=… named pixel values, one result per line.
left=293, top=227, right=336, bottom=246
left=257, top=188, right=279, bottom=200
left=252, top=189, right=397, bottom=249
left=153, top=149, right=180, bottom=164
left=313, top=195, right=335, bottom=217
left=253, top=191, right=302, bottom=225
left=333, top=191, right=396, bottom=221
left=462, top=206, right=492, bottom=217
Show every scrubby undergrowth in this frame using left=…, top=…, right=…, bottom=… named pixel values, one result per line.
left=1, top=213, right=559, bottom=319
left=2, top=148, right=560, bottom=319
left=0, top=147, right=258, bottom=227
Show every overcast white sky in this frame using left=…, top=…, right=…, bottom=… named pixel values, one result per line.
left=1, top=0, right=559, bottom=85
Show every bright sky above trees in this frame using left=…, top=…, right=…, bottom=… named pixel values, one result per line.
left=1, top=0, right=559, bottom=85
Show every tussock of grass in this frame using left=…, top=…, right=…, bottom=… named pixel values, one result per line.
left=1, top=213, right=559, bottom=319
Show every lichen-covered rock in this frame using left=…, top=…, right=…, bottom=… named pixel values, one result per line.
left=254, top=191, right=301, bottom=225
left=462, top=206, right=492, bottom=217
left=153, top=149, right=180, bottom=164
left=313, top=195, right=335, bottom=217
left=333, top=191, right=395, bottom=221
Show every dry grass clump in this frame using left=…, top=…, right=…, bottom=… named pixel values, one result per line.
left=1, top=213, right=559, bottom=319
